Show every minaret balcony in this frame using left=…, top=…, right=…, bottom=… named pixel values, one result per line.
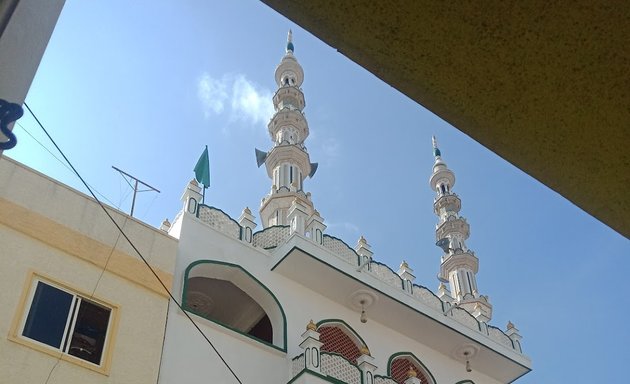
left=436, top=217, right=469, bottom=240
left=433, top=193, right=461, bottom=215
left=273, top=86, right=305, bottom=110
left=440, top=250, right=479, bottom=275
left=268, top=108, right=309, bottom=140
left=264, top=145, right=312, bottom=179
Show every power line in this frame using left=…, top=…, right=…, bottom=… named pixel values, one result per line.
left=15, top=122, right=120, bottom=209
left=23, top=102, right=243, bottom=384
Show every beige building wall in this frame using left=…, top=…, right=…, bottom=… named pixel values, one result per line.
left=0, top=157, right=177, bottom=383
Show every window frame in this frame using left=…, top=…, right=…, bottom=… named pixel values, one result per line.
left=9, top=271, right=119, bottom=375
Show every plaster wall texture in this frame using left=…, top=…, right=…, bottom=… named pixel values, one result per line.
left=159, top=212, right=503, bottom=384
left=0, top=158, right=177, bottom=384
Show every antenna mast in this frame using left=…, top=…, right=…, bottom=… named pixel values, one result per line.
left=112, top=166, right=160, bottom=217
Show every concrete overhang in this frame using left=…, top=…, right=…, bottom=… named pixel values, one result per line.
left=271, top=235, right=531, bottom=383
left=261, top=1, right=630, bottom=238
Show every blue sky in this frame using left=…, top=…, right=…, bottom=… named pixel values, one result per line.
left=7, top=1, right=629, bottom=382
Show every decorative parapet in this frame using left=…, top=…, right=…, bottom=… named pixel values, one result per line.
left=320, top=352, right=362, bottom=384
left=411, top=284, right=444, bottom=313
left=323, top=235, right=360, bottom=265
left=292, top=353, right=305, bottom=377
left=488, top=325, right=515, bottom=349
left=252, top=225, right=291, bottom=249
left=374, top=376, right=398, bottom=384
left=197, top=205, right=241, bottom=240
left=368, top=261, right=404, bottom=290
left=451, top=307, right=481, bottom=332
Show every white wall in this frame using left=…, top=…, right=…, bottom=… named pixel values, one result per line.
left=159, top=212, right=503, bottom=384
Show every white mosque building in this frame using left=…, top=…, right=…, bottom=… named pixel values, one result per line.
left=0, top=31, right=531, bottom=384
left=157, top=32, right=530, bottom=384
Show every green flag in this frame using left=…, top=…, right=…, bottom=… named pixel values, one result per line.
left=194, top=145, right=210, bottom=188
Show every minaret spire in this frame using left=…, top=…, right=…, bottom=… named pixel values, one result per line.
left=286, top=29, right=294, bottom=52
left=429, top=137, right=493, bottom=322
left=255, top=32, right=319, bottom=228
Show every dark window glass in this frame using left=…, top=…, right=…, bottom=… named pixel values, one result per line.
left=68, top=300, right=111, bottom=364
left=21, top=281, right=112, bottom=366
left=22, top=282, right=73, bottom=348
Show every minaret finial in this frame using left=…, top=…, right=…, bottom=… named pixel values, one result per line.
left=432, top=135, right=441, bottom=157
left=286, top=29, right=294, bottom=52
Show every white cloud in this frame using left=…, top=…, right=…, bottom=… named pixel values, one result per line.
left=196, top=72, right=273, bottom=127
left=326, top=221, right=360, bottom=234
left=231, top=75, right=274, bottom=125
left=197, top=73, right=228, bottom=117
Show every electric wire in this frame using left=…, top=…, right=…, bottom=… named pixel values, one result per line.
left=15, top=122, right=120, bottom=209
left=23, top=102, right=243, bottom=384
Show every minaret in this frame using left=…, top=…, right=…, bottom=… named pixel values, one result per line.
left=255, top=31, right=318, bottom=228
left=429, top=137, right=492, bottom=322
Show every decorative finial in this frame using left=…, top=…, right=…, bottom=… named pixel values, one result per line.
left=400, top=260, right=409, bottom=269
left=507, top=321, right=515, bottom=330
left=306, top=319, right=317, bottom=331
left=243, top=207, right=252, bottom=215
left=286, top=29, right=294, bottom=52
left=359, top=346, right=370, bottom=356
left=189, top=178, right=199, bottom=186
left=438, top=282, right=446, bottom=290
left=358, top=235, right=367, bottom=245
left=407, top=366, right=417, bottom=378
left=432, top=135, right=441, bottom=157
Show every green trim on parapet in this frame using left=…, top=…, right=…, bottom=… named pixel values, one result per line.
left=252, top=224, right=290, bottom=237
left=386, top=351, right=438, bottom=384
left=411, top=282, right=446, bottom=312
left=322, top=234, right=361, bottom=265
left=369, top=259, right=405, bottom=289
left=182, top=259, right=287, bottom=352
left=487, top=324, right=516, bottom=349
left=196, top=204, right=243, bottom=240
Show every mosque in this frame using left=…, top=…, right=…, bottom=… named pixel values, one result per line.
left=0, top=32, right=531, bottom=384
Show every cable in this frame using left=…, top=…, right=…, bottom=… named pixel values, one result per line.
left=15, top=122, right=120, bottom=208
left=24, top=102, right=243, bottom=384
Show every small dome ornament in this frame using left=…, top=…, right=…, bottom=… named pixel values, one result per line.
left=358, top=235, right=367, bottom=245
left=306, top=319, right=317, bottom=331
left=407, top=366, right=417, bottom=378
left=243, top=207, right=252, bottom=215
left=507, top=321, right=515, bottom=330
left=359, top=346, right=371, bottom=356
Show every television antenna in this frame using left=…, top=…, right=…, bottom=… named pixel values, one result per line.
left=112, top=166, right=160, bottom=217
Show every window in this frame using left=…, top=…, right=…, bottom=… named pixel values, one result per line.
left=317, top=320, right=367, bottom=365
left=183, top=261, right=287, bottom=351
left=19, top=279, right=112, bottom=366
left=388, top=353, right=436, bottom=384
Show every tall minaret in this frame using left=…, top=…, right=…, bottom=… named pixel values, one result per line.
left=256, top=31, right=318, bottom=228
left=429, top=137, right=492, bottom=322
